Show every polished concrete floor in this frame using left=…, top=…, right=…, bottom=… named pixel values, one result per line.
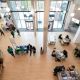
left=0, top=31, right=80, bottom=80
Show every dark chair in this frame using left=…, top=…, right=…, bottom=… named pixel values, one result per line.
left=63, top=50, right=68, bottom=58
left=53, top=66, right=65, bottom=76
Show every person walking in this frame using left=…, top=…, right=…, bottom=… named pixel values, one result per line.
left=7, top=46, right=15, bottom=57
left=30, top=48, right=32, bottom=56
left=0, top=29, right=5, bottom=36
left=16, top=29, right=20, bottom=36
left=40, top=47, right=43, bottom=54
left=0, top=50, right=4, bottom=69
left=11, top=30, right=15, bottom=38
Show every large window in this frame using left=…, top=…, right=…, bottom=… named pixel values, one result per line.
left=9, top=0, right=32, bottom=11
left=9, top=0, right=34, bottom=30
left=8, top=0, right=69, bottom=31
left=12, top=12, right=33, bottom=29
left=48, top=0, right=68, bottom=30
left=36, top=0, right=68, bottom=30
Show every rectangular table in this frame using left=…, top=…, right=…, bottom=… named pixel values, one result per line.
left=58, top=70, right=80, bottom=80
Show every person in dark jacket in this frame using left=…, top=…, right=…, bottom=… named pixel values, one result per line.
left=7, top=46, right=15, bottom=57
left=63, top=50, right=68, bottom=58
left=58, top=34, right=62, bottom=39
left=0, top=29, right=5, bottom=36
left=32, top=46, right=36, bottom=56
left=27, top=44, right=32, bottom=56
left=16, top=29, right=20, bottom=36
left=11, top=30, right=15, bottom=38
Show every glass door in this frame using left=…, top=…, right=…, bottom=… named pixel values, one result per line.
left=25, top=21, right=34, bottom=30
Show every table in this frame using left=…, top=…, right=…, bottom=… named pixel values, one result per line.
left=58, top=70, right=80, bottom=80
left=55, top=51, right=65, bottom=60
left=48, top=36, right=56, bottom=45
left=63, top=38, right=70, bottom=43
left=15, top=45, right=27, bottom=54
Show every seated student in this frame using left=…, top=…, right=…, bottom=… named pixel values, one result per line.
left=65, top=35, right=69, bottom=39
left=7, top=46, right=15, bottom=57
left=65, top=35, right=71, bottom=42
left=53, top=65, right=65, bottom=76
left=63, top=50, right=68, bottom=58
left=51, top=50, right=56, bottom=57
left=67, top=65, right=75, bottom=71
left=58, top=34, right=63, bottom=40
left=51, top=48, right=56, bottom=57
left=58, top=34, right=63, bottom=43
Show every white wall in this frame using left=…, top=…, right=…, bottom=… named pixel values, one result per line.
left=73, top=26, right=80, bottom=43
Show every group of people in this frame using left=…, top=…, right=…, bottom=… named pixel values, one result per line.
left=26, top=44, right=36, bottom=56
left=74, top=47, right=80, bottom=57
left=53, top=65, right=75, bottom=76
left=58, top=34, right=71, bottom=45
left=51, top=48, right=68, bottom=61
left=4, top=20, right=20, bottom=38
left=7, top=44, right=36, bottom=57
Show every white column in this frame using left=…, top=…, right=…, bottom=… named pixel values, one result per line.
left=64, top=1, right=75, bottom=30
left=73, top=26, right=80, bottom=43
left=31, top=0, right=37, bottom=36
left=43, top=0, right=50, bottom=53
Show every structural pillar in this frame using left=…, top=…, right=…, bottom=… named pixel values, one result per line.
left=64, top=1, right=75, bottom=30
left=31, top=0, right=37, bottom=36
left=43, top=0, right=50, bottom=53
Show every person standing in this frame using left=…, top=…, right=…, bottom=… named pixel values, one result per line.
left=11, top=30, right=15, bottom=38
left=16, top=29, right=20, bottom=36
left=33, top=46, right=36, bottom=56
left=0, top=29, right=5, bottom=36
left=0, top=50, right=4, bottom=69
left=30, top=47, right=32, bottom=56
left=7, top=46, right=15, bottom=57
left=40, top=47, right=43, bottom=54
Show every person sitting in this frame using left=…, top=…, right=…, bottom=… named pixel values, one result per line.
left=53, top=65, right=65, bottom=76
left=51, top=50, right=56, bottom=57
left=65, top=35, right=71, bottom=43
left=58, top=34, right=63, bottom=43
left=58, top=34, right=63, bottom=40
left=63, top=50, right=68, bottom=58
left=73, top=47, right=80, bottom=57
left=67, top=65, right=75, bottom=71
left=65, top=35, right=69, bottom=39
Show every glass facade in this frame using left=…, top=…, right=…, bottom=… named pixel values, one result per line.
left=48, top=0, right=68, bottom=30
left=8, top=0, right=69, bottom=31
